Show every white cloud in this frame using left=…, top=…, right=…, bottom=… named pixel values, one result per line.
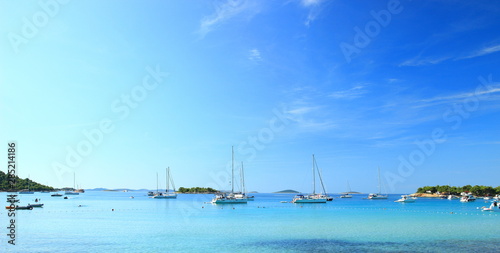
left=329, top=85, right=368, bottom=99
left=198, top=0, right=258, bottom=38
left=399, top=56, right=450, bottom=67
left=422, top=85, right=500, bottom=104
left=248, top=48, right=262, bottom=62
left=298, top=0, right=327, bottom=27
left=458, top=44, right=500, bottom=60
left=400, top=44, right=500, bottom=67
left=301, top=0, right=324, bottom=7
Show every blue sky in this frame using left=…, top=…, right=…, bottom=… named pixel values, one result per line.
left=1, top=0, right=499, bottom=193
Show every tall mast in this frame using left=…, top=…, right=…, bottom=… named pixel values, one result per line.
left=156, top=172, right=159, bottom=193
left=315, top=156, right=327, bottom=194
left=231, top=146, right=234, bottom=193
left=166, top=167, right=169, bottom=193
left=312, top=154, right=315, bottom=195
left=241, top=162, right=245, bottom=194
left=73, top=173, right=76, bottom=190
left=377, top=167, right=381, bottom=194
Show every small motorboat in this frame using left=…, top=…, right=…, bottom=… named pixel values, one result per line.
left=448, top=195, right=459, bottom=200
left=51, top=193, right=63, bottom=197
left=15, top=205, right=33, bottom=210
left=460, top=194, right=476, bottom=202
left=395, top=195, right=416, bottom=203
left=29, top=203, right=44, bottom=208
left=481, top=207, right=499, bottom=212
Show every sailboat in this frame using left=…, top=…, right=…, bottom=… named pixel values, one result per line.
left=212, top=147, right=248, bottom=204
left=65, top=173, right=80, bottom=195
left=152, top=167, right=177, bottom=199
left=19, top=175, right=35, bottom=194
left=292, top=155, right=328, bottom=203
left=367, top=167, right=387, bottom=199
left=340, top=181, right=353, bottom=198
left=233, top=162, right=254, bottom=201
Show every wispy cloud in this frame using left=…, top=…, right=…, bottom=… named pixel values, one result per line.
left=248, top=48, right=262, bottom=62
left=198, top=0, right=259, bottom=38
left=286, top=105, right=321, bottom=117
left=400, top=43, right=500, bottom=67
left=298, top=0, right=327, bottom=27
left=301, top=0, right=324, bottom=7
left=413, top=82, right=500, bottom=109
left=399, top=56, right=450, bottom=67
left=458, top=44, right=500, bottom=60
left=283, top=104, right=336, bottom=132
left=329, top=85, right=368, bottom=99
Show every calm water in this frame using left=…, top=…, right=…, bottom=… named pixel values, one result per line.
left=1, top=191, right=499, bottom=252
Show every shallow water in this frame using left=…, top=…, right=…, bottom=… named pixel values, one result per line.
left=1, top=192, right=498, bottom=252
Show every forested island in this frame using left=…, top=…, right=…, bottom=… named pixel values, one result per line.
left=416, top=185, right=500, bottom=196
left=177, top=187, right=218, bottom=194
left=0, top=171, right=54, bottom=191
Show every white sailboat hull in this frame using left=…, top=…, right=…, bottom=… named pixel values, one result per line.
left=292, top=198, right=327, bottom=203
left=212, top=198, right=248, bottom=204
left=368, top=194, right=387, bottom=199
left=152, top=193, right=177, bottom=199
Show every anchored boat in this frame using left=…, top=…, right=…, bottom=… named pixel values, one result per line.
left=367, top=167, right=388, bottom=199
left=292, top=155, right=328, bottom=204
left=212, top=147, right=247, bottom=204
left=395, top=195, right=416, bottom=203
left=152, top=167, right=177, bottom=199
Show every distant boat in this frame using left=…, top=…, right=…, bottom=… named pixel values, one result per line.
left=340, top=181, right=353, bottom=198
left=152, top=167, right=177, bottom=199
left=292, top=155, right=328, bottom=204
left=18, top=175, right=35, bottom=194
left=51, top=193, right=63, bottom=197
left=28, top=203, right=44, bottom=208
left=65, top=173, right=80, bottom=195
left=212, top=147, right=247, bottom=204
left=481, top=202, right=499, bottom=212
left=447, top=195, right=459, bottom=200
left=395, top=195, right=416, bottom=203
left=367, top=167, right=388, bottom=199
left=5, top=205, right=33, bottom=210
left=460, top=193, right=476, bottom=202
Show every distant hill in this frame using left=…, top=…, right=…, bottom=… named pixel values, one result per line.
left=86, top=188, right=108, bottom=191
left=274, top=189, right=299, bottom=193
left=341, top=191, right=363, bottom=194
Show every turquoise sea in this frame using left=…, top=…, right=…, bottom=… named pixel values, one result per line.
left=1, top=191, right=499, bottom=252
